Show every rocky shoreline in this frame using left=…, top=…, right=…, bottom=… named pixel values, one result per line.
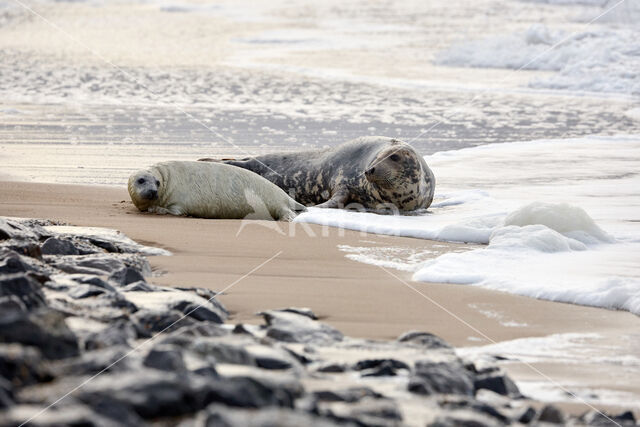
left=0, top=217, right=636, bottom=426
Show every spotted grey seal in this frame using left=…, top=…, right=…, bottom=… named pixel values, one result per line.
left=199, top=136, right=435, bottom=211
left=128, top=161, right=306, bottom=221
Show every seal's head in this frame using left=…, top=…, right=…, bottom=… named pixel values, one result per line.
left=128, top=169, right=162, bottom=211
left=364, top=141, right=434, bottom=211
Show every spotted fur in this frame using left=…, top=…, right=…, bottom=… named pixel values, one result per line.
left=199, top=137, right=435, bottom=212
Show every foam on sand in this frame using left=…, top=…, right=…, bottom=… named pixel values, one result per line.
left=459, top=331, right=640, bottom=408
left=296, top=134, right=640, bottom=315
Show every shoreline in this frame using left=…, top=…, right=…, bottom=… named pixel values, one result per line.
left=2, top=179, right=640, bottom=418
left=3, top=180, right=639, bottom=344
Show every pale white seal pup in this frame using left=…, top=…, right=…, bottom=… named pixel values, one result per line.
left=128, top=161, right=306, bottom=221
left=199, top=136, right=435, bottom=211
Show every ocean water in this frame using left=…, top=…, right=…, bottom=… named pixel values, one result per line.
left=298, top=135, right=640, bottom=315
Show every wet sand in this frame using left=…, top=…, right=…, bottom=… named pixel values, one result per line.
left=1, top=180, right=637, bottom=343
left=2, top=180, right=640, bottom=416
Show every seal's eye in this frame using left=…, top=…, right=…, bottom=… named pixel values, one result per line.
left=137, top=178, right=145, bottom=185
left=389, top=154, right=401, bottom=162
left=155, top=180, right=160, bottom=187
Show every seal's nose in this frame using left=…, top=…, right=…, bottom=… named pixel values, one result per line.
left=365, top=167, right=375, bottom=176
left=143, top=189, right=158, bottom=200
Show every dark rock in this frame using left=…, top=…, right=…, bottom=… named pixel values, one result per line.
left=283, top=347, right=313, bottom=365
left=259, top=310, right=343, bottom=344
left=48, top=254, right=127, bottom=275
left=0, top=240, right=42, bottom=259
left=190, top=405, right=344, bottom=427
left=55, top=345, right=134, bottom=376
left=360, top=360, right=400, bottom=377
left=439, top=396, right=510, bottom=423
left=319, top=399, right=402, bottom=426
left=276, top=307, right=318, bottom=320
left=202, top=376, right=299, bottom=408
left=617, top=411, right=636, bottom=423
left=408, top=360, right=475, bottom=396
left=0, top=377, right=13, bottom=409
left=0, top=218, right=50, bottom=241
left=0, top=402, right=125, bottom=427
left=109, top=267, right=145, bottom=286
left=143, top=346, right=186, bottom=372
left=165, top=322, right=230, bottom=340
left=175, top=286, right=224, bottom=308
left=131, top=309, right=196, bottom=338
left=246, top=345, right=301, bottom=371
left=428, top=412, right=498, bottom=427
left=0, top=273, right=47, bottom=311
left=0, top=220, right=12, bottom=240
left=77, top=369, right=199, bottom=419
left=474, top=372, right=521, bottom=398
left=354, top=358, right=410, bottom=371
left=518, top=406, right=536, bottom=424
left=95, top=292, right=138, bottom=312
left=121, top=281, right=158, bottom=292
left=41, top=237, right=79, bottom=255
left=191, top=338, right=256, bottom=366
left=0, top=308, right=79, bottom=360
left=68, top=238, right=108, bottom=255
left=81, top=396, right=147, bottom=427
left=582, top=409, right=636, bottom=426
left=0, top=295, right=27, bottom=312
left=536, top=404, right=565, bottom=424
left=0, top=344, right=53, bottom=386
left=316, top=363, right=347, bottom=373
left=312, top=387, right=384, bottom=403
left=45, top=295, right=135, bottom=324
left=67, top=274, right=117, bottom=292
left=254, top=354, right=293, bottom=370
left=77, top=370, right=296, bottom=420
left=172, top=299, right=227, bottom=324
left=68, top=284, right=107, bottom=299
left=397, top=330, right=452, bottom=350
left=83, top=320, right=137, bottom=350
left=88, top=237, right=119, bottom=253
left=614, top=411, right=636, bottom=424
left=0, top=250, right=46, bottom=276
left=232, top=323, right=256, bottom=336
left=192, top=365, right=219, bottom=378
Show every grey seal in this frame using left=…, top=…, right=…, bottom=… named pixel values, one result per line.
left=128, top=161, right=306, bottom=221
left=199, top=136, right=435, bottom=211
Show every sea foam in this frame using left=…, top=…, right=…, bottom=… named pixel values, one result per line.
left=436, top=11, right=640, bottom=96
left=296, top=134, right=640, bottom=315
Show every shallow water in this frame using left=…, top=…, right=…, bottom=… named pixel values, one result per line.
left=299, top=135, right=640, bottom=315
left=1, top=0, right=639, bottom=185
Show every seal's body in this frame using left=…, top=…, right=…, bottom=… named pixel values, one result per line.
left=200, top=137, right=435, bottom=211
left=128, top=161, right=306, bottom=221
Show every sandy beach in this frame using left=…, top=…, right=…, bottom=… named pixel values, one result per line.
left=3, top=179, right=639, bottom=418
left=2, top=0, right=639, bottom=423
left=2, top=179, right=637, bottom=343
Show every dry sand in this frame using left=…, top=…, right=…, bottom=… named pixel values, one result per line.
left=2, top=180, right=640, bottom=416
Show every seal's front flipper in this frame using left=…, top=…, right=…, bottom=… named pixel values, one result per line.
left=315, top=190, right=349, bottom=209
